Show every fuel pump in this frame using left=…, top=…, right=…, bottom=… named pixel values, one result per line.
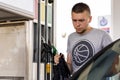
left=37, top=0, right=54, bottom=80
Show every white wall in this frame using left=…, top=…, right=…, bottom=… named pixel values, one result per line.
left=111, top=0, right=120, bottom=40
left=55, top=0, right=111, bottom=59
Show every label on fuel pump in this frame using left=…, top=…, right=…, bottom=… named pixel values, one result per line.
left=46, top=63, right=50, bottom=73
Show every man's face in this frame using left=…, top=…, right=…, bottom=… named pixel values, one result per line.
left=71, top=11, right=92, bottom=34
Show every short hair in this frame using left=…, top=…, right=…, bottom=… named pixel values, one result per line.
left=72, top=2, right=91, bottom=15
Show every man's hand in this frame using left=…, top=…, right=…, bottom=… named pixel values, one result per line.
left=54, top=54, right=61, bottom=65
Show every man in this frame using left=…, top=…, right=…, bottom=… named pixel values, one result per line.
left=54, top=2, right=112, bottom=74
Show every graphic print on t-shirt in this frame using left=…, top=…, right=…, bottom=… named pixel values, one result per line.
left=72, top=39, right=94, bottom=69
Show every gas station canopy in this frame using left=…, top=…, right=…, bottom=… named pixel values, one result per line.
left=0, top=2, right=34, bottom=22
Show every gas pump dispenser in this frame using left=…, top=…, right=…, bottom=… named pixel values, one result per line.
left=37, top=0, right=54, bottom=80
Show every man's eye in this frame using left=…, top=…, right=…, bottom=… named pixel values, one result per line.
left=73, top=20, right=77, bottom=22
left=72, top=19, right=85, bottom=22
left=79, top=19, right=85, bottom=22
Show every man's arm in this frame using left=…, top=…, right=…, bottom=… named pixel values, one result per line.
left=67, top=53, right=72, bottom=73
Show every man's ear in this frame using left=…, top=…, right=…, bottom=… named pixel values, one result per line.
left=88, top=16, right=92, bottom=23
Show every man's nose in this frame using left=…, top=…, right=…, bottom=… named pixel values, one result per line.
left=76, top=21, right=81, bottom=26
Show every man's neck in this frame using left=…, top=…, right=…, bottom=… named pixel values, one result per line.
left=78, top=26, right=92, bottom=35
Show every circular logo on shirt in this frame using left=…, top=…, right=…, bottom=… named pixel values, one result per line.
left=72, top=40, right=94, bottom=67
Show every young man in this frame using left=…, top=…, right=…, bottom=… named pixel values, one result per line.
left=54, top=2, right=112, bottom=74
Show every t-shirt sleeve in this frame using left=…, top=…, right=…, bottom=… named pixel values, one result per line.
left=102, top=32, right=112, bottom=48
left=67, top=37, right=70, bottom=54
